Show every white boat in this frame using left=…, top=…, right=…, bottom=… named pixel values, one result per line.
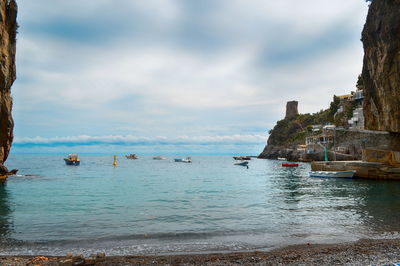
left=153, top=156, right=166, bottom=160
left=309, top=170, right=356, bottom=179
left=234, top=161, right=249, bottom=166
left=277, top=157, right=287, bottom=161
left=174, top=157, right=192, bottom=163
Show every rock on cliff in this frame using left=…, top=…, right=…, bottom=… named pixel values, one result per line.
left=362, top=0, right=400, bottom=133
left=0, top=0, right=17, bottom=175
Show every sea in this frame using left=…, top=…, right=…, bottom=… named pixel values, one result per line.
left=1, top=154, right=400, bottom=256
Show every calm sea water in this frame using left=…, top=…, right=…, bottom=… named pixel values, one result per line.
left=1, top=154, right=400, bottom=255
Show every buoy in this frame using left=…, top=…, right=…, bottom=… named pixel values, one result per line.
left=113, top=155, right=117, bottom=166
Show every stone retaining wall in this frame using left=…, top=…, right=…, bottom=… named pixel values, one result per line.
left=329, top=128, right=400, bottom=159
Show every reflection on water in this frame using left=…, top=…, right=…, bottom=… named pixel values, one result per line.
left=269, top=162, right=400, bottom=241
left=353, top=180, right=400, bottom=233
left=278, top=169, right=304, bottom=204
left=0, top=184, right=12, bottom=240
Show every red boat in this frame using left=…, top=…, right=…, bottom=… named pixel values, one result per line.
left=282, top=163, right=299, bottom=167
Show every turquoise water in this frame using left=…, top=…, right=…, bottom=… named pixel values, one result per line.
left=1, top=154, right=400, bottom=255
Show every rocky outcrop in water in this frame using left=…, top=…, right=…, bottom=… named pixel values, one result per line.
left=362, top=0, right=400, bottom=133
left=0, top=0, right=17, bottom=176
left=258, top=100, right=336, bottom=160
left=259, top=101, right=307, bottom=160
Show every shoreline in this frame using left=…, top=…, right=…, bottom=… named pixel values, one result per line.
left=2, top=238, right=400, bottom=265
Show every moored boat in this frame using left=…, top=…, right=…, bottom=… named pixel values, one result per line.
left=234, top=161, right=249, bottom=166
left=233, top=156, right=251, bottom=160
left=125, top=154, right=138, bottom=159
left=282, top=163, right=299, bottom=167
left=153, top=156, right=167, bottom=160
left=174, top=157, right=192, bottom=163
left=277, top=157, right=287, bottom=161
left=64, top=154, right=80, bottom=166
left=309, top=170, right=356, bottom=179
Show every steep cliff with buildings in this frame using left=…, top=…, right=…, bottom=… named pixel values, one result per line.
left=260, top=1, right=400, bottom=162
left=0, top=0, right=17, bottom=176
left=362, top=0, right=400, bottom=133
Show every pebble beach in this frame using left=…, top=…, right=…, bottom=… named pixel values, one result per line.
left=2, top=238, right=400, bottom=265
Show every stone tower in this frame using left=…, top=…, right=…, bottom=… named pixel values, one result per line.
left=285, top=101, right=298, bottom=119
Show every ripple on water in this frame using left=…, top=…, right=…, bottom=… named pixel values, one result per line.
left=1, top=155, right=400, bottom=255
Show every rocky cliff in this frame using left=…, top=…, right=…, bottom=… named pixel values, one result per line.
left=258, top=99, right=338, bottom=160
left=362, top=0, right=400, bottom=133
left=0, top=0, right=17, bottom=175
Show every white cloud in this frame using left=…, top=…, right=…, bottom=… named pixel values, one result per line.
left=16, top=37, right=259, bottom=108
left=14, top=134, right=267, bottom=146
left=12, top=0, right=370, bottom=151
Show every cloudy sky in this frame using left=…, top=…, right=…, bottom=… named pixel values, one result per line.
left=11, top=0, right=369, bottom=155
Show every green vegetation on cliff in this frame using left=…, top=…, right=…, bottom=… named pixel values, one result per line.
left=267, top=95, right=354, bottom=146
left=267, top=110, right=328, bottom=146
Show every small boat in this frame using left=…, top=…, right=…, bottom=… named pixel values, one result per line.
left=153, top=156, right=167, bottom=160
left=233, top=156, right=251, bottom=160
left=277, top=157, right=287, bottom=161
left=174, top=157, right=192, bottom=163
left=282, top=163, right=299, bottom=167
left=64, top=154, right=80, bottom=166
left=309, top=170, right=356, bottom=179
left=234, top=161, right=249, bottom=166
left=125, top=154, right=138, bottom=159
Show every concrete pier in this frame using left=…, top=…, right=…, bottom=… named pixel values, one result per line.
left=311, top=161, right=400, bottom=180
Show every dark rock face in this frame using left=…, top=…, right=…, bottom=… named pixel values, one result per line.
left=258, top=145, right=301, bottom=161
left=362, top=0, right=400, bottom=133
left=0, top=0, right=17, bottom=175
left=285, top=101, right=298, bottom=119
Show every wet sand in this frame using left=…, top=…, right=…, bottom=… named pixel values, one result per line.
left=2, top=238, right=400, bottom=265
